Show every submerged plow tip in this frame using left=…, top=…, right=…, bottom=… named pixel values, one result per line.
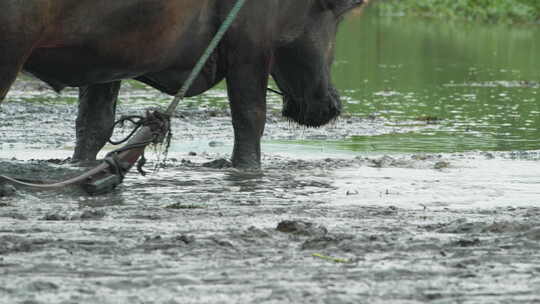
left=0, top=161, right=119, bottom=195
left=1, top=109, right=170, bottom=195
left=0, top=159, right=129, bottom=195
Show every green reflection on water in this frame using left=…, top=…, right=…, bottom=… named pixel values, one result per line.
left=331, top=7, right=540, bottom=153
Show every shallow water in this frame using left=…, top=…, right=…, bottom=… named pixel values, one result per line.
left=333, top=8, right=540, bottom=153
left=2, top=7, right=540, bottom=304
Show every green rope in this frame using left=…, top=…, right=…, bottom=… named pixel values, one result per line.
left=166, top=0, right=248, bottom=115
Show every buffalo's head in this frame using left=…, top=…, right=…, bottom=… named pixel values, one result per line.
left=272, top=0, right=364, bottom=127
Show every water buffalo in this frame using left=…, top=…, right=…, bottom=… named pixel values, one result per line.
left=0, top=0, right=364, bottom=169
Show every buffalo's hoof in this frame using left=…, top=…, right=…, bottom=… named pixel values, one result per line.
left=202, top=158, right=232, bottom=169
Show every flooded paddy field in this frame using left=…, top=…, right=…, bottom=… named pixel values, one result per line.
left=2, top=8, right=540, bottom=304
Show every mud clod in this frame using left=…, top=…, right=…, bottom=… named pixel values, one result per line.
left=524, top=227, right=540, bottom=240
left=276, top=220, right=328, bottom=237
left=176, top=234, right=195, bottom=244
left=142, top=234, right=196, bottom=251
left=452, top=238, right=481, bottom=247
left=166, top=202, right=206, bottom=209
left=0, top=236, right=43, bottom=254
left=436, top=219, right=478, bottom=233
left=368, top=156, right=396, bottom=168
left=27, top=281, right=59, bottom=292
left=423, top=293, right=444, bottom=301
left=482, top=221, right=530, bottom=233
left=0, top=183, right=16, bottom=197
left=41, top=212, right=69, bottom=221
left=1, top=212, right=27, bottom=220
left=80, top=209, right=106, bottom=220
left=434, top=161, right=450, bottom=169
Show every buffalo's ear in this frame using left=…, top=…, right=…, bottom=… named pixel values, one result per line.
left=320, top=0, right=364, bottom=16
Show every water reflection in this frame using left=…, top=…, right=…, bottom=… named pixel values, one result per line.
left=331, top=7, right=540, bottom=152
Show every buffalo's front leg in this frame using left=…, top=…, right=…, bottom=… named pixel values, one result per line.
left=73, top=81, right=121, bottom=161
left=226, top=55, right=270, bottom=169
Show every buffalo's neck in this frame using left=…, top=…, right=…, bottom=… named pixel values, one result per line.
left=273, top=0, right=314, bottom=46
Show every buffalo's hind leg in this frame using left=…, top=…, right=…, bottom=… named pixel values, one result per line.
left=0, top=47, right=31, bottom=104
left=0, top=8, right=44, bottom=103
left=0, top=65, right=20, bottom=104
left=73, top=81, right=122, bottom=162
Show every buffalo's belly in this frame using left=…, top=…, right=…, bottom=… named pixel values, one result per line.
left=24, top=47, right=171, bottom=88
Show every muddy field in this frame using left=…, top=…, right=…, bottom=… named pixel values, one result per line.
left=1, top=79, right=540, bottom=303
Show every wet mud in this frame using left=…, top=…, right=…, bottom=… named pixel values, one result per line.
left=1, top=79, right=540, bottom=303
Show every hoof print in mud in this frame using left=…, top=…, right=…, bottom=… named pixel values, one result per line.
left=276, top=220, right=328, bottom=237
left=0, top=184, right=16, bottom=198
